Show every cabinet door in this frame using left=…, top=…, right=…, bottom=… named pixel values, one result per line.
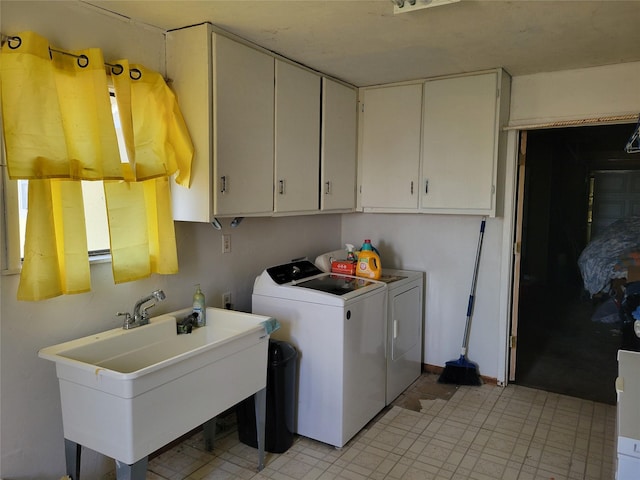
left=274, top=60, right=321, bottom=214
left=421, top=72, right=498, bottom=213
left=321, top=78, right=357, bottom=212
left=213, top=34, right=274, bottom=217
left=167, top=23, right=213, bottom=222
left=359, top=84, right=422, bottom=210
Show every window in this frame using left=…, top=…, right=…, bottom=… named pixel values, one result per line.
left=9, top=90, right=128, bottom=263
left=16, top=179, right=111, bottom=258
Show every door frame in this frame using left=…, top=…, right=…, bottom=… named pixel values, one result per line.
left=508, top=131, right=527, bottom=382
left=496, top=128, right=521, bottom=385
left=501, top=120, right=639, bottom=385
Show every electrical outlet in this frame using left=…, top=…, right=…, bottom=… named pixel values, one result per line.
left=222, top=234, right=231, bottom=253
left=222, top=292, right=231, bottom=309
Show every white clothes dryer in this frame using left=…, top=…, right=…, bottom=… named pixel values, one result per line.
left=314, top=251, right=425, bottom=405
left=378, top=269, right=424, bottom=404
left=252, top=260, right=387, bottom=448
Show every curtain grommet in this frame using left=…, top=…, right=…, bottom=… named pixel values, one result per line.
left=130, top=68, right=142, bottom=80
left=7, top=35, right=21, bottom=49
left=77, top=55, right=89, bottom=68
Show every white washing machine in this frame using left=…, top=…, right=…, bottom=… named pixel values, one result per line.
left=315, top=251, right=424, bottom=405
left=252, top=260, right=387, bottom=448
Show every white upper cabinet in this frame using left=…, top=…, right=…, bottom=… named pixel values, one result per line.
left=274, top=60, right=320, bottom=214
left=168, top=24, right=507, bottom=220
left=357, top=69, right=510, bottom=216
left=214, top=34, right=274, bottom=217
left=420, top=70, right=508, bottom=215
left=321, top=78, right=357, bottom=212
left=358, top=83, right=423, bottom=210
left=167, top=24, right=358, bottom=221
left=167, top=24, right=274, bottom=221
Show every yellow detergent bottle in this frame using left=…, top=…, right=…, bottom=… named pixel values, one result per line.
left=356, top=239, right=381, bottom=279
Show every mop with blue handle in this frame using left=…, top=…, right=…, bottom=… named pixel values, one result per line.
left=438, top=217, right=486, bottom=386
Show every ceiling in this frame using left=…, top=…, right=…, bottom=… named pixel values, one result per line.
left=84, top=0, right=640, bottom=87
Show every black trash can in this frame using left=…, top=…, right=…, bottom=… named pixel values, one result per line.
left=236, top=339, right=297, bottom=453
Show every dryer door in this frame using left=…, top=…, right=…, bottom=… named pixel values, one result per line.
left=391, top=285, right=421, bottom=360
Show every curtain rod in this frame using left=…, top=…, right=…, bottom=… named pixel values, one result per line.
left=1, top=32, right=141, bottom=79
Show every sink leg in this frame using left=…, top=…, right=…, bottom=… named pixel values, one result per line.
left=203, top=417, right=216, bottom=451
left=64, top=439, right=81, bottom=480
left=254, top=387, right=266, bottom=471
left=114, top=457, right=148, bottom=480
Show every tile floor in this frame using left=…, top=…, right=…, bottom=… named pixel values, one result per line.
left=143, top=374, right=616, bottom=480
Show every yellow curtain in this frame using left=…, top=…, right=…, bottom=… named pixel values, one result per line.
left=105, top=61, right=192, bottom=284
left=17, top=179, right=90, bottom=300
left=51, top=47, right=123, bottom=180
left=112, top=62, right=193, bottom=185
left=0, top=32, right=193, bottom=300
left=104, top=176, right=178, bottom=284
left=1, top=31, right=70, bottom=179
left=1, top=31, right=123, bottom=180
left=1, top=32, right=122, bottom=300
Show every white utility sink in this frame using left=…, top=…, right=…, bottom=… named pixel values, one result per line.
left=39, top=307, right=274, bottom=473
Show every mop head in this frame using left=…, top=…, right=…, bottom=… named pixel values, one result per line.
left=438, top=355, right=482, bottom=386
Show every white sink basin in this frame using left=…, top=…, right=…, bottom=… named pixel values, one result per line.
left=39, top=307, right=274, bottom=465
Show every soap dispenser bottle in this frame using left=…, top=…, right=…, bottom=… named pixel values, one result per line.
left=193, top=284, right=206, bottom=327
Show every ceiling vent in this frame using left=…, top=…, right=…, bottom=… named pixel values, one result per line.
left=391, top=0, right=461, bottom=14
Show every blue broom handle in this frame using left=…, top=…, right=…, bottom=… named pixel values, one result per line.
left=461, top=217, right=486, bottom=353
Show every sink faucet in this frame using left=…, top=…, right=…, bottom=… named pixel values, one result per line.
left=118, top=289, right=167, bottom=330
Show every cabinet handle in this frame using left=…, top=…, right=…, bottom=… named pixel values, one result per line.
left=279, top=179, right=285, bottom=195
left=425, top=179, right=429, bottom=194
left=410, top=181, right=414, bottom=195
left=325, top=181, right=331, bottom=195
left=220, top=176, right=227, bottom=194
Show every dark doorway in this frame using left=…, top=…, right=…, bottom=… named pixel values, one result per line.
left=514, top=123, right=640, bottom=405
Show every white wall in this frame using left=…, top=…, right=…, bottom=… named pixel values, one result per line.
left=342, top=214, right=507, bottom=379
left=509, top=61, right=640, bottom=127
left=1, top=1, right=166, bottom=70
left=0, top=2, right=343, bottom=478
